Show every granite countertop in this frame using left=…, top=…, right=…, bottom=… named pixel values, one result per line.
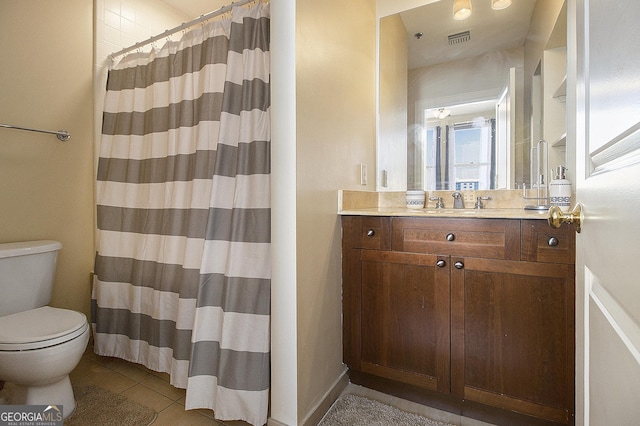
left=338, top=207, right=550, bottom=220
left=338, top=190, right=552, bottom=220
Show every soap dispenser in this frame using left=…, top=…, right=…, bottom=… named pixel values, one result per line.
left=549, top=166, right=572, bottom=212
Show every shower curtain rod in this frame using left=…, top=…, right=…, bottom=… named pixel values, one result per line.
left=110, top=0, right=254, bottom=60
left=0, top=123, right=70, bottom=141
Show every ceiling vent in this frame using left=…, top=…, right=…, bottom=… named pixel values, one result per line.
left=448, top=31, right=471, bottom=45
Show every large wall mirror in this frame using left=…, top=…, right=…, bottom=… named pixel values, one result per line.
left=377, top=0, right=567, bottom=192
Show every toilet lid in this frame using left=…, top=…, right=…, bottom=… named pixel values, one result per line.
left=0, top=306, right=88, bottom=351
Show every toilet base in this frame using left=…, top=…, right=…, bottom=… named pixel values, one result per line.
left=10, top=375, right=76, bottom=419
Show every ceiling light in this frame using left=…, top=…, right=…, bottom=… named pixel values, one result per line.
left=453, top=0, right=472, bottom=20
left=491, top=0, right=512, bottom=10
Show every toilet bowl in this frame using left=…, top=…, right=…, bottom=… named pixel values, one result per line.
left=0, top=307, right=90, bottom=416
left=0, top=241, right=90, bottom=419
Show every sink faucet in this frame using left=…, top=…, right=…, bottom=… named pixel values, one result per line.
left=452, top=192, right=464, bottom=209
left=474, top=196, right=492, bottom=209
left=429, top=196, right=444, bottom=209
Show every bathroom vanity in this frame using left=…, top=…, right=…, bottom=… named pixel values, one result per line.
left=341, top=208, right=575, bottom=425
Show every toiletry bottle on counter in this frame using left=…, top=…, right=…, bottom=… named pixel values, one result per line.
left=549, top=166, right=572, bottom=212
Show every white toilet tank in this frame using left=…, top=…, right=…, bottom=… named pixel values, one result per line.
left=0, top=240, right=62, bottom=317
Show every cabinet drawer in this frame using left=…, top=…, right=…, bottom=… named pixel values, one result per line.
left=521, top=220, right=575, bottom=264
left=391, top=217, right=521, bottom=260
left=342, top=216, right=391, bottom=250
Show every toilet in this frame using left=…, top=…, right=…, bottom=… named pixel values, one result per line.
left=0, top=240, right=89, bottom=419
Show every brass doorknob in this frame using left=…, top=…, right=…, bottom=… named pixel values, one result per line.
left=548, top=204, right=582, bottom=233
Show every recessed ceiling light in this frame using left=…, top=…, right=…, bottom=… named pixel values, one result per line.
left=453, top=0, right=472, bottom=20
left=491, top=0, right=512, bottom=10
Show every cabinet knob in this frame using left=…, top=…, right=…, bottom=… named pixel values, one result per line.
left=548, top=237, right=559, bottom=247
left=446, top=233, right=455, bottom=242
left=366, top=229, right=375, bottom=237
left=454, top=261, right=464, bottom=269
left=436, top=259, right=446, bottom=268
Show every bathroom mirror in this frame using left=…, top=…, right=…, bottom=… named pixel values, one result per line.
left=377, top=0, right=567, bottom=192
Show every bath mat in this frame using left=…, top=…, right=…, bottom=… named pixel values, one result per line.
left=65, top=385, right=156, bottom=426
left=318, top=394, right=455, bottom=426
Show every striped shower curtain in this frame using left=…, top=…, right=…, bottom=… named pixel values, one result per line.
left=91, top=3, right=270, bottom=425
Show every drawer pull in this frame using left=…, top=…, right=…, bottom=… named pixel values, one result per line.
left=436, top=259, right=446, bottom=268
left=548, top=237, right=559, bottom=247
left=446, top=233, right=455, bottom=242
left=454, top=261, right=464, bottom=269
left=366, top=229, right=375, bottom=237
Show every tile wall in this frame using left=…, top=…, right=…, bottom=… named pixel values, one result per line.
left=93, top=0, right=191, bottom=148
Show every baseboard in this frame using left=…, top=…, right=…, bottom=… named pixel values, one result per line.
left=301, top=368, right=349, bottom=426
left=267, top=418, right=289, bottom=426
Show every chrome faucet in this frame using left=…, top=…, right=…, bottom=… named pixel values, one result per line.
left=429, top=196, right=444, bottom=209
left=474, top=196, right=492, bottom=209
left=452, top=192, right=464, bottom=209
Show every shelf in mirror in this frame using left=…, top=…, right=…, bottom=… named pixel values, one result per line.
left=552, top=132, right=567, bottom=148
left=553, top=75, right=567, bottom=102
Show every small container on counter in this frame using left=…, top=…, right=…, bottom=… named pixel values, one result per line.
left=406, top=190, right=425, bottom=209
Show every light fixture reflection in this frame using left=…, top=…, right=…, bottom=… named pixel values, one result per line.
left=453, top=0, right=472, bottom=20
left=434, top=108, right=451, bottom=119
left=491, top=0, right=512, bottom=10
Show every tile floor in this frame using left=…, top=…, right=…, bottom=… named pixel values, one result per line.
left=3, top=343, right=494, bottom=426
left=69, top=344, right=249, bottom=426
left=71, top=344, right=493, bottom=426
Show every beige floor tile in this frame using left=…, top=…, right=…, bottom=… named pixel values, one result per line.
left=121, top=384, right=174, bottom=412
left=194, top=408, right=214, bottom=419
left=69, top=356, right=109, bottom=382
left=139, top=373, right=186, bottom=401
left=149, top=369, right=172, bottom=380
left=81, top=346, right=109, bottom=364
left=152, top=402, right=222, bottom=426
left=102, top=357, right=153, bottom=382
left=72, top=368, right=137, bottom=394
left=220, top=420, right=252, bottom=426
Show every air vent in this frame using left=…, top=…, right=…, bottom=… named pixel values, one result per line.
left=448, top=31, right=471, bottom=45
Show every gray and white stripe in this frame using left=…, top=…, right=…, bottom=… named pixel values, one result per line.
left=92, top=3, right=270, bottom=426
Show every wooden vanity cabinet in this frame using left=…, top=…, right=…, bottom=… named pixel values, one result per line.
left=342, top=215, right=575, bottom=425
left=342, top=216, right=451, bottom=392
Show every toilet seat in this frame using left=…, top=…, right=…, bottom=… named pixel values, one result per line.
left=0, top=306, right=88, bottom=351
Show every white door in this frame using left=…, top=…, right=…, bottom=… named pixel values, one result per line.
left=571, top=0, right=640, bottom=424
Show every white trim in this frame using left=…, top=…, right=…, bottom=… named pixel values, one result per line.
left=270, top=0, right=299, bottom=424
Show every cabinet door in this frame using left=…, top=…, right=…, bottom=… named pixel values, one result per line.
left=345, top=248, right=451, bottom=393
left=451, top=257, right=575, bottom=424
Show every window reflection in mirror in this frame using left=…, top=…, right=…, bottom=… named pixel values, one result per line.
left=378, top=0, right=566, bottom=193
left=419, top=104, right=502, bottom=191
